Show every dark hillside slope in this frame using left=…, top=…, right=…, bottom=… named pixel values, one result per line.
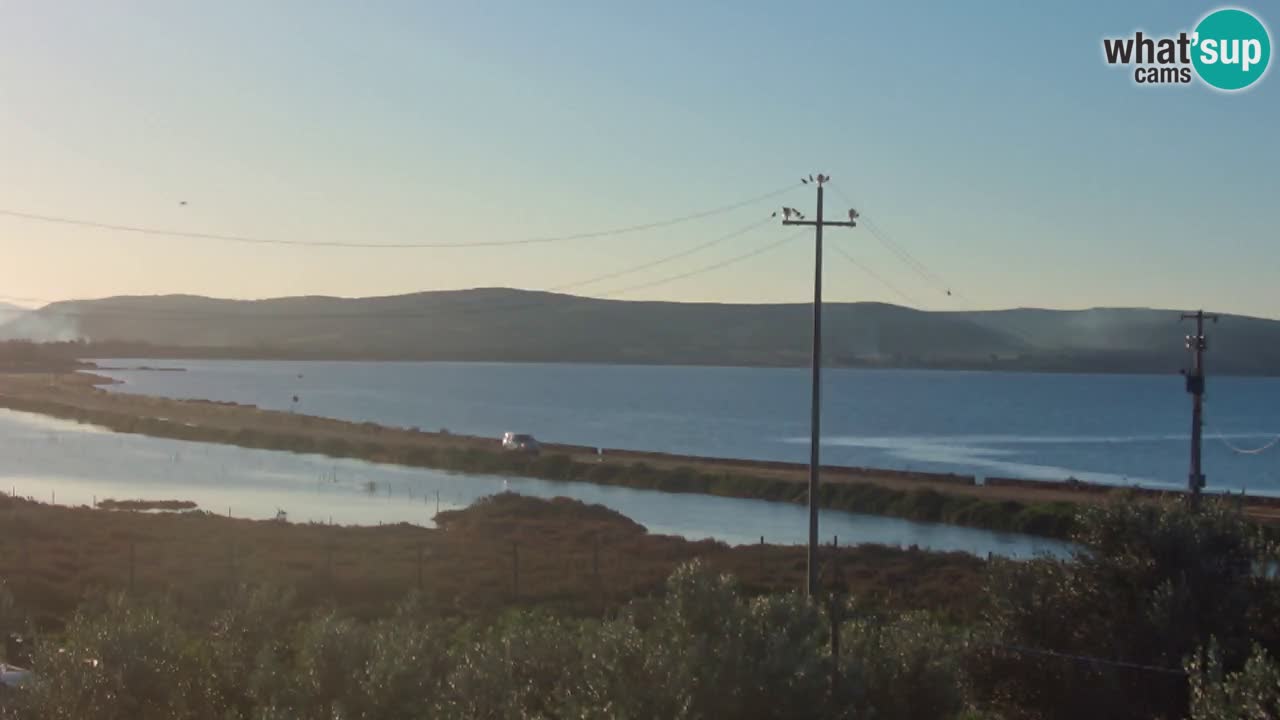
left=4, top=289, right=1277, bottom=373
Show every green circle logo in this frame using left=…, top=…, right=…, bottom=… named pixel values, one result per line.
left=1192, top=8, right=1271, bottom=91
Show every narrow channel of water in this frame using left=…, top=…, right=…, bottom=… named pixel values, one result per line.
left=0, top=409, right=1072, bottom=558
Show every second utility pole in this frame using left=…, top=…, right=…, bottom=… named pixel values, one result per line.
left=1181, top=309, right=1218, bottom=508
left=782, top=174, right=858, bottom=597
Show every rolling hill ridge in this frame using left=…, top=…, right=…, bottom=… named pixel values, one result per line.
left=2, top=289, right=1277, bottom=374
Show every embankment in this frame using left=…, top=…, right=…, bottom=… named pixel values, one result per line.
left=1, top=371, right=1261, bottom=539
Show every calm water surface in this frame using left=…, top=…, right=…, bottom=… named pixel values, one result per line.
left=0, top=409, right=1068, bottom=558
left=94, top=360, right=1280, bottom=492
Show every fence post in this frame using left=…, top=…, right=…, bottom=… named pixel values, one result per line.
left=129, top=542, right=136, bottom=594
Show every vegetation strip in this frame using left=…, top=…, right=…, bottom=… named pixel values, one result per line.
left=94, top=499, right=198, bottom=511
left=3, top=493, right=1280, bottom=718
left=0, top=391, right=1082, bottom=539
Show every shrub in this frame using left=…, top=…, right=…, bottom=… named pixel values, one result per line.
left=840, top=611, right=969, bottom=720
left=531, top=453, right=577, bottom=480
left=1188, top=641, right=1280, bottom=720
left=974, top=498, right=1280, bottom=719
left=18, top=595, right=218, bottom=719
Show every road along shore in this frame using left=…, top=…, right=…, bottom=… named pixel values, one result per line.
left=2, top=371, right=1274, bottom=539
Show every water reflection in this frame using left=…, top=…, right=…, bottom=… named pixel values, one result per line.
left=0, top=409, right=1071, bottom=559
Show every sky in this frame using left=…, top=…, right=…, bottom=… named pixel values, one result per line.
left=0, top=0, right=1276, bottom=316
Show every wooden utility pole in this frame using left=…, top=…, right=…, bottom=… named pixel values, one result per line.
left=781, top=174, right=859, bottom=597
left=1182, top=310, right=1218, bottom=507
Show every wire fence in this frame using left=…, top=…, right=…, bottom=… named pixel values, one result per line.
left=0, top=530, right=1192, bottom=676
left=0, top=493, right=821, bottom=624
left=0, top=494, right=1210, bottom=720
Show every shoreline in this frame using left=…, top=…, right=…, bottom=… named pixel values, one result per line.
left=81, top=352, right=1280, bottom=377
left=0, top=491, right=990, bottom=627
left=2, top=371, right=1276, bottom=539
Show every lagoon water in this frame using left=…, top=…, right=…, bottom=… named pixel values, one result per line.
left=0, top=409, right=1068, bottom=558
left=95, top=360, right=1280, bottom=493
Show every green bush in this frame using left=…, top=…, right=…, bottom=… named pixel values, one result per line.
left=0, top=563, right=978, bottom=720
left=840, top=612, right=968, bottom=720
left=583, top=462, right=623, bottom=484
left=973, top=498, right=1280, bottom=719
left=16, top=596, right=218, bottom=720
left=439, top=613, right=583, bottom=719
left=0, top=581, right=21, bottom=662
left=1188, top=641, right=1280, bottom=719
left=531, top=453, right=577, bottom=480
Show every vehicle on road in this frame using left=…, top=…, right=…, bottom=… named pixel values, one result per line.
left=502, top=432, right=540, bottom=453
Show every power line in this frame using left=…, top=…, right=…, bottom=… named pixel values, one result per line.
left=828, top=183, right=959, bottom=299
left=982, top=640, right=1188, bottom=678
left=829, top=242, right=918, bottom=307
left=0, top=217, right=773, bottom=314
left=0, top=227, right=797, bottom=323
left=1213, top=433, right=1280, bottom=456
left=606, top=230, right=803, bottom=296
left=839, top=613, right=1189, bottom=679
left=863, top=217, right=955, bottom=294
left=549, top=217, right=773, bottom=292
left=0, top=184, right=798, bottom=250
left=1205, top=415, right=1280, bottom=455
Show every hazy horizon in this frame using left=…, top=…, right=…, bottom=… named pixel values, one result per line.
left=3, top=286, right=1275, bottom=324
left=2, top=1, right=1276, bottom=318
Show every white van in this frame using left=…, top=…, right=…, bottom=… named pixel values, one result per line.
left=501, top=433, right=540, bottom=453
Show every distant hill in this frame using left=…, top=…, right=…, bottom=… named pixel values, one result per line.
left=0, top=301, right=79, bottom=342
left=0, top=302, right=29, bottom=329
left=3, top=289, right=1277, bottom=375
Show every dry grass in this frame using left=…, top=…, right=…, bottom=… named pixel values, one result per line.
left=0, top=492, right=987, bottom=632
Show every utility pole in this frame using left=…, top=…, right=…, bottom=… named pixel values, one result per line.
left=1181, top=309, right=1218, bottom=507
left=781, top=174, right=859, bottom=597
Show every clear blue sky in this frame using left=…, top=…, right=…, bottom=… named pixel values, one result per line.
left=1, top=1, right=1276, bottom=316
